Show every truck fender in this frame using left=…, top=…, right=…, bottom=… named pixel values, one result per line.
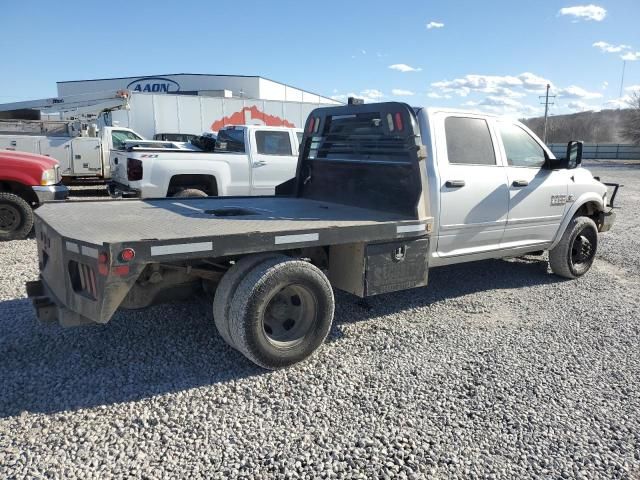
left=549, top=192, right=604, bottom=250
left=160, top=162, right=231, bottom=196
left=0, top=170, right=40, bottom=189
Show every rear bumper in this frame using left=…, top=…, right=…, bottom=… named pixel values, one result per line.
left=32, top=184, right=69, bottom=203
left=599, top=208, right=616, bottom=233
left=26, top=278, right=95, bottom=327
left=107, top=181, right=140, bottom=198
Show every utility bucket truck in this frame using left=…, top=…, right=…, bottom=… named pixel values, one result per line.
left=0, top=91, right=144, bottom=180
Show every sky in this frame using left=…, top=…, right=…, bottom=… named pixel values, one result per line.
left=2, top=0, right=640, bottom=118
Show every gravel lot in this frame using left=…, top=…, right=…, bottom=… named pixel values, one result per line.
left=1, top=163, right=639, bottom=479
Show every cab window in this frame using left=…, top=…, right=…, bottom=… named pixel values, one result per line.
left=255, top=131, right=292, bottom=155
left=499, top=123, right=546, bottom=168
left=215, top=129, right=246, bottom=153
left=111, top=130, right=142, bottom=150
left=445, top=117, right=496, bottom=165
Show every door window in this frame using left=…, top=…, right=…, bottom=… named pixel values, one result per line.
left=255, top=131, right=292, bottom=156
left=111, top=130, right=142, bottom=150
left=445, top=117, right=496, bottom=165
left=499, top=123, right=546, bottom=168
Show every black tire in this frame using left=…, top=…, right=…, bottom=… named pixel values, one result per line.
left=0, top=192, right=34, bottom=241
left=549, top=216, right=598, bottom=279
left=212, top=253, right=286, bottom=349
left=228, top=258, right=335, bottom=369
left=173, top=189, right=208, bottom=198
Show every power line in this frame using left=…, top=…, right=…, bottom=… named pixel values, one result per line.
left=539, top=84, right=556, bottom=144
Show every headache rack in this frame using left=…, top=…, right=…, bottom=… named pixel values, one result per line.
left=282, top=102, right=427, bottom=217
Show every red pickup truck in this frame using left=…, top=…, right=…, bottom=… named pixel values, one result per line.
left=0, top=151, right=68, bottom=240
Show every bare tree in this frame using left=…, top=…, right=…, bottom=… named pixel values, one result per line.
left=621, top=92, right=640, bottom=145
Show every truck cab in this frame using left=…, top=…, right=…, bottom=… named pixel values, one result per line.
left=0, top=151, right=68, bottom=240
left=416, top=107, right=614, bottom=266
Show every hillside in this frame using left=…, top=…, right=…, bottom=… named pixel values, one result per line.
left=522, top=108, right=635, bottom=144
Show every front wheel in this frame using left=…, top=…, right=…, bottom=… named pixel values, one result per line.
left=0, top=192, right=34, bottom=241
left=549, top=216, right=598, bottom=279
left=228, top=257, right=335, bottom=369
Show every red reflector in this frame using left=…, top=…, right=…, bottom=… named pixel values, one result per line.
left=394, top=112, right=404, bottom=131
left=98, top=264, right=109, bottom=276
left=307, top=117, right=315, bottom=133
left=120, top=248, right=135, bottom=262
left=98, top=252, right=109, bottom=264
left=112, top=265, right=130, bottom=276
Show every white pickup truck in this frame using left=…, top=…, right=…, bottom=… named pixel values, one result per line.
left=0, top=119, right=144, bottom=180
left=27, top=101, right=618, bottom=369
left=108, top=125, right=303, bottom=198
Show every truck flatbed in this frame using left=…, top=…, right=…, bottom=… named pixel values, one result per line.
left=37, top=197, right=431, bottom=258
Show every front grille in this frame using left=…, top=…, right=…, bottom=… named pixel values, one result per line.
left=68, top=261, right=97, bottom=300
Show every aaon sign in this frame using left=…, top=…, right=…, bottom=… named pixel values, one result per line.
left=126, top=77, right=180, bottom=94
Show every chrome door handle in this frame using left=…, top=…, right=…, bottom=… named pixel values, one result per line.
left=445, top=180, right=465, bottom=188
left=512, top=180, right=529, bottom=187
left=253, top=160, right=267, bottom=167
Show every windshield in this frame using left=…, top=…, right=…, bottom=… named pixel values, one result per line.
left=112, top=130, right=142, bottom=150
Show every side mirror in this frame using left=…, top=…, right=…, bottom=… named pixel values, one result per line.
left=566, top=141, right=583, bottom=169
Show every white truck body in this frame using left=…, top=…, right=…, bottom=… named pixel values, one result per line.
left=27, top=101, right=618, bottom=369
left=108, top=125, right=303, bottom=198
left=417, top=107, right=609, bottom=266
left=0, top=121, right=144, bottom=180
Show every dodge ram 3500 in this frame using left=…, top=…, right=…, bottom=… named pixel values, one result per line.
left=26, top=101, right=618, bottom=369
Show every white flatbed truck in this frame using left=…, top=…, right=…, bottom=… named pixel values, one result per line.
left=26, top=101, right=618, bottom=369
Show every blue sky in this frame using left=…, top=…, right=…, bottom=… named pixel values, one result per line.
left=2, top=0, right=639, bottom=118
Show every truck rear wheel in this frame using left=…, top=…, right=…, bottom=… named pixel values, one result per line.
left=173, top=189, right=208, bottom=198
left=213, top=253, right=286, bottom=349
left=0, top=192, right=34, bottom=241
left=228, top=257, right=335, bottom=369
left=549, top=216, right=598, bottom=279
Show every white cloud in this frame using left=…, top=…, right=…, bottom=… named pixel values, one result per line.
left=518, top=72, right=553, bottom=92
left=558, top=5, right=607, bottom=22
left=426, top=21, right=444, bottom=29
left=391, top=89, right=415, bottom=96
left=389, top=63, right=422, bottom=72
left=602, top=96, right=633, bottom=109
left=331, top=89, right=384, bottom=103
left=602, top=81, right=609, bottom=89
left=557, top=85, right=603, bottom=100
left=625, top=84, right=640, bottom=92
left=427, top=92, right=451, bottom=99
left=566, top=100, right=596, bottom=111
left=431, top=74, right=526, bottom=97
left=621, top=51, right=640, bottom=61
left=480, top=96, right=523, bottom=108
left=593, top=41, right=631, bottom=53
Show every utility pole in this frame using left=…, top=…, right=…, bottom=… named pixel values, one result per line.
left=539, top=84, right=555, bottom=144
left=619, top=60, right=627, bottom=98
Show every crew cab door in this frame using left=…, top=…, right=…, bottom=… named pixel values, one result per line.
left=435, top=114, right=509, bottom=257
left=496, top=122, right=569, bottom=247
left=249, top=129, right=299, bottom=195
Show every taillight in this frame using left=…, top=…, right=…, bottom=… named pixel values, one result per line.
left=394, top=112, right=404, bottom=131
left=119, top=248, right=135, bottom=262
left=313, top=117, right=320, bottom=134
left=307, top=117, right=315, bottom=133
left=127, top=158, right=143, bottom=181
left=98, top=251, right=109, bottom=276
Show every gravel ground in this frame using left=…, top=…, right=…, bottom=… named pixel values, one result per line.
left=0, top=163, right=639, bottom=479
